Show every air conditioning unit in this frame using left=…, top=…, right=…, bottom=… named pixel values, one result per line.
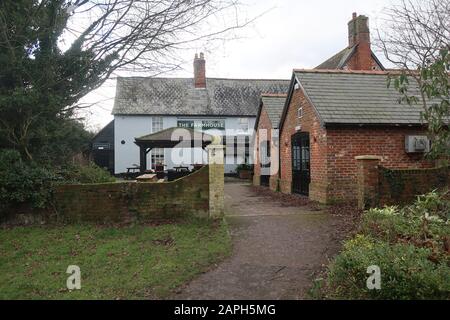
left=405, top=135, right=430, bottom=153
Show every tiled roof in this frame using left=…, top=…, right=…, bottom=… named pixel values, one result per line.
left=135, top=127, right=213, bottom=142
left=261, top=95, right=286, bottom=128
left=315, top=45, right=385, bottom=70
left=112, top=77, right=290, bottom=116
left=315, top=46, right=355, bottom=70
left=293, top=70, right=427, bottom=125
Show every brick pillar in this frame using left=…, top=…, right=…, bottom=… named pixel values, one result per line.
left=207, top=141, right=224, bottom=218
left=355, top=155, right=382, bottom=210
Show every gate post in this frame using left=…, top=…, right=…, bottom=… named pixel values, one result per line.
left=355, top=155, right=382, bottom=210
left=207, top=140, right=225, bottom=218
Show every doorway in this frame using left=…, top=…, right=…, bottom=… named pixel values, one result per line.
left=291, top=132, right=310, bottom=195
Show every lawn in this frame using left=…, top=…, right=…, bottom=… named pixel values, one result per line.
left=0, top=219, right=231, bottom=299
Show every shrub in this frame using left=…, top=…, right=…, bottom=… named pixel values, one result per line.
left=0, top=150, right=115, bottom=220
left=236, top=163, right=253, bottom=172
left=327, top=235, right=450, bottom=300
left=325, top=191, right=450, bottom=300
left=0, top=149, right=57, bottom=214
left=406, top=190, right=450, bottom=221
left=361, top=192, right=449, bottom=244
left=59, top=163, right=115, bottom=184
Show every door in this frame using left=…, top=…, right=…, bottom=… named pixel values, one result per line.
left=291, top=132, right=310, bottom=195
left=259, top=140, right=270, bottom=186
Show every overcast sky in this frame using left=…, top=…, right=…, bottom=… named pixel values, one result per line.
left=80, top=0, right=396, bottom=131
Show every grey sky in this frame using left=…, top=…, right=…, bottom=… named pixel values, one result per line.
left=80, top=0, right=396, bottom=131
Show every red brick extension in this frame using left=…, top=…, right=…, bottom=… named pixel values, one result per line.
left=254, top=13, right=434, bottom=203
left=278, top=87, right=433, bottom=204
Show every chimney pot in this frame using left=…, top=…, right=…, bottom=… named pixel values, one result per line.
left=352, top=12, right=357, bottom=19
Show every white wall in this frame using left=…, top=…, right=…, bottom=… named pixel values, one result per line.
left=114, top=115, right=255, bottom=174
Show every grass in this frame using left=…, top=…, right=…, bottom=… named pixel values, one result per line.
left=0, top=219, right=231, bottom=299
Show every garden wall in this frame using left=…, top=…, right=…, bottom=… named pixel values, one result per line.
left=378, top=166, right=450, bottom=206
left=356, top=155, right=449, bottom=209
left=53, top=166, right=209, bottom=223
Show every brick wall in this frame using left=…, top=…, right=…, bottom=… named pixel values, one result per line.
left=378, top=166, right=450, bottom=206
left=279, top=86, right=434, bottom=204
left=346, top=50, right=382, bottom=71
left=325, top=127, right=434, bottom=203
left=356, top=157, right=449, bottom=208
left=279, top=88, right=328, bottom=201
left=53, top=166, right=209, bottom=223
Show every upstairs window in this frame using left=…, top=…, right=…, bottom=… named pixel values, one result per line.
left=298, top=107, right=303, bottom=119
left=152, top=117, right=163, bottom=132
left=238, top=118, right=249, bottom=132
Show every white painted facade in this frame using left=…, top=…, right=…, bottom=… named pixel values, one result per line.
left=114, top=115, right=255, bottom=174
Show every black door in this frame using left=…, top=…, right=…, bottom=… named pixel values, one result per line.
left=291, top=132, right=310, bottom=195
left=260, top=140, right=270, bottom=187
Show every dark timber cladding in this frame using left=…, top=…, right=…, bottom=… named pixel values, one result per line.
left=92, top=120, right=114, bottom=173
left=134, top=127, right=213, bottom=173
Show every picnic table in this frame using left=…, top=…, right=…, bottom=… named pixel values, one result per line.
left=167, top=166, right=191, bottom=181
left=173, top=166, right=189, bottom=172
left=125, top=166, right=142, bottom=180
left=127, top=167, right=140, bottom=174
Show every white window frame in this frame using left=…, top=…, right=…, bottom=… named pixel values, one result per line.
left=298, top=107, right=304, bottom=119
left=151, top=148, right=164, bottom=169
left=151, top=117, right=164, bottom=169
left=152, top=116, right=163, bottom=133
left=238, top=118, right=249, bottom=132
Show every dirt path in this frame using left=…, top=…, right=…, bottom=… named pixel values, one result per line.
left=173, top=181, right=350, bottom=300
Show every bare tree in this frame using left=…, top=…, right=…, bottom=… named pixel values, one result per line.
left=376, top=0, right=449, bottom=69
left=62, top=0, right=254, bottom=98
left=0, top=0, right=255, bottom=160
left=375, top=0, right=450, bottom=158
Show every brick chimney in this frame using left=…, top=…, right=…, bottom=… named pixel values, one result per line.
left=347, top=13, right=373, bottom=70
left=193, top=53, right=206, bottom=88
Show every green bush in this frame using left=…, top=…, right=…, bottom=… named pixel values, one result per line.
left=0, top=150, right=115, bottom=219
left=327, top=235, right=450, bottom=300
left=406, top=190, right=450, bottom=221
left=324, top=191, right=450, bottom=300
left=360, top=205, right=449, bottom=243
left=59, top=163, right=115, bottom=184
left=0, top=149, right=57, bottom=213
left=236, top=163, right=253, bottom=172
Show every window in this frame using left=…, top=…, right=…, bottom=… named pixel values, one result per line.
left=224, top=136, right=250, bottom=163
left=151, top=148, right=164, bottom=169
left=152, top=118, right=164, bottom=169
left=238, top=118, right=248, bottom=132
left=298, top=107, right=303, bottom=119
left=152, top=117, right=163, bottom=132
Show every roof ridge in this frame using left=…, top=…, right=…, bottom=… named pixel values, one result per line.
left=261, top=93, right=287, bottom=97
left=118, top=76, right=289, bottom=81
left=294, top=69, right=404, bottom=75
